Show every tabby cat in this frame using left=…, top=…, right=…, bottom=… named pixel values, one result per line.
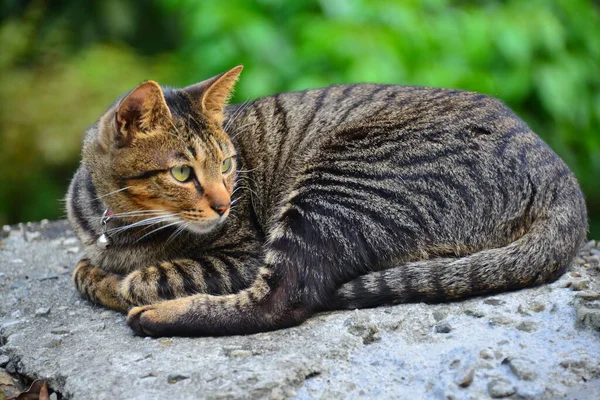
left=67, top=66, right=588, bottom=337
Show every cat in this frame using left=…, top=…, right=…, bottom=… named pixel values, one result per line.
left=66, top=65, right=588, bottom=337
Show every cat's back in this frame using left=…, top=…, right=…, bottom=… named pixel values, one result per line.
left=225, top=84, right=558, bottom=223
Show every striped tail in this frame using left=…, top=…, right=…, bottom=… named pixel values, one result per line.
left=327, top=180, right=588, bottom=310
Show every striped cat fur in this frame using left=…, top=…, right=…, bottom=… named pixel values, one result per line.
left=66, top=66, right=588, bottom=336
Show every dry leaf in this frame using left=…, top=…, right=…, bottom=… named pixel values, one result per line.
left=7, top=380, right=49, bottom=400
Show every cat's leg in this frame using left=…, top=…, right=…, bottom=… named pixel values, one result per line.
left=72, top=258, right=208, bottom=313
left=72, top=259, right=130, bottom=312
left=126, top=202, right=380, bottom=336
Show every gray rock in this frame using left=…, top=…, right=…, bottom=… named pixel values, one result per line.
left=575, top=291, right=600, bottom=300
left=515, top=321, right=538, bottom=332
left=1, top=221, right=599, bottom=400
left=62, top=237, right=79, bottom=246
left=487, top=378, right=516, bottom=398
left=0, top=355, right=9, bottom=368
left=167, top=374, right=189, bottom=384
left=488, top=316, right=513, bottom=326
left=464, top=308, right=485, bottom=318
left=504, top=357, right=538, bottom=381
left=344, top=314, right=381, bottom=344
left=36, top=273, right=59, bottom=281
left=454, top=365, right=475, bottom=387
left=568, top=279, right=590, bottom=291
left=432, top=310, right=448, bottom=322
left=228, top=349, right=252, bottom=358
left=577, top=307, right=600, bottom=330
left=434, top=321, right=452, bottom=333
left=484, top=298, right=506, bottom=306
left=10, top=280, right=26, bottom=289
left=35, top=307, right=51, bottom=317
left=480, top=349, right=494, bottom=360
left=5, top=361, right=16, bottom=374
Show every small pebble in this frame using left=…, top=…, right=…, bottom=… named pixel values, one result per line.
left=229, top=349, right=252, bottom=358
left=167, top=374, right=189, bottom=384
left=26, top=231, right=41, bottom=241
left=515, top=321, right=537, bottom=332
left=5, top=360, right=17, bottom=373
left=454, top=365, right=475, bottom=387
left=11, top=259, right=23, bottom=263
left=560, top=359, right=587, bottom=370
left=587, top=255, right=600, bottom=266
left=50, top=328, right=71, bottom=335
left=36, top=273, right=59, bottom=281
left=65, top=246, right=80, bottom=254
left=35, top=307, right=51, bottom=317
left=10, top=280, right=26, bottom=289
left=0, top=355, right=9, bottom=368
left=49, top=393, right=58, bottom=400
left=569, top=280, right=590, bottom=291
left=488, top=316, right=513, bottom=326
left=575, top=291, right=600, bottom=300
left=432, top=310, right=448, bottom=322
left=503, top=357, right=538, bottom=381
left=576, top=306, right=600, bottom=330
left=434, top=321, right=452, bottom=333
left=531, top=302, right=546, bottom=313
left=583, top=240, right=596, bottom=251
left=45, top=337, right=62, bottom=348
left=464, top=309, right=485, bottom=318
left=480, top=349, right=494, bottom=360
left=484, top=298, right=506, bottom=306
left=487, top=378, right=516, bottom=398
left=62, top=237, right=79, bottom=246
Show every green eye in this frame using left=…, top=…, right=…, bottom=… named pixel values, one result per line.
left=221, top=157, right=233, bottom=174
left=171, top=166, right=192, bottom=182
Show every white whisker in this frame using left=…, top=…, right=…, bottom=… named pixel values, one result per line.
left=94, top=187, right=131, bottom=200
left=107, top=214, right=177, bottom=234
left=135, top=220, right=183, bottom=243
left=166, top=222, right=190, bottom=243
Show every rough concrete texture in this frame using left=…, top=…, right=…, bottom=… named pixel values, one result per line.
left=1, top=220, right=600, bottom=400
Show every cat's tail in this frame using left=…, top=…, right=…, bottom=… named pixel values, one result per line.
left=326, top=178, right=588, bottom=310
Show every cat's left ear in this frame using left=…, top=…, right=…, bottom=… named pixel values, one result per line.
left=184, top=65, right=243, bottom=125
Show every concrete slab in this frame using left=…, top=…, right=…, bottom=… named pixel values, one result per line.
left=1, top=221, right=599, bottom=399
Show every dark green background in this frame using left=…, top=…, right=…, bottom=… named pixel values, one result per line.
left=1, top=0, right=599, bottom=236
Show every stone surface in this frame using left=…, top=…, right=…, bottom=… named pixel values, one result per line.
left=0, top=220, right=599, bottom=400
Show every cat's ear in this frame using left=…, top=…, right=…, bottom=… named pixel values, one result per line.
left=104, top=81, right=172, bottom=148
left=184, top=65, right=243, bottom=125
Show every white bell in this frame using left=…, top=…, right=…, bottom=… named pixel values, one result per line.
left=97, top=233, right=111, bottom=249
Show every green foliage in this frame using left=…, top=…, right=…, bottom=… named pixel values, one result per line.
left=0, top=0, right=599, bottom=235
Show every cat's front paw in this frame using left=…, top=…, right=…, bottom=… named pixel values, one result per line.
left=127, top=299, right=190, bottom=337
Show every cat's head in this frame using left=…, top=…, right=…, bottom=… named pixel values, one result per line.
left=84, top=66, right=243, bottom=234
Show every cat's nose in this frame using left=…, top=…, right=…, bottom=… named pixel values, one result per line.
left=211, top=202, right=231, bottom=216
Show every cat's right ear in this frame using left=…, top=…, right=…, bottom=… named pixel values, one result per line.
left=183, top=65, right=243, bottom=125
left=100, top=81, right=172, bottom=150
